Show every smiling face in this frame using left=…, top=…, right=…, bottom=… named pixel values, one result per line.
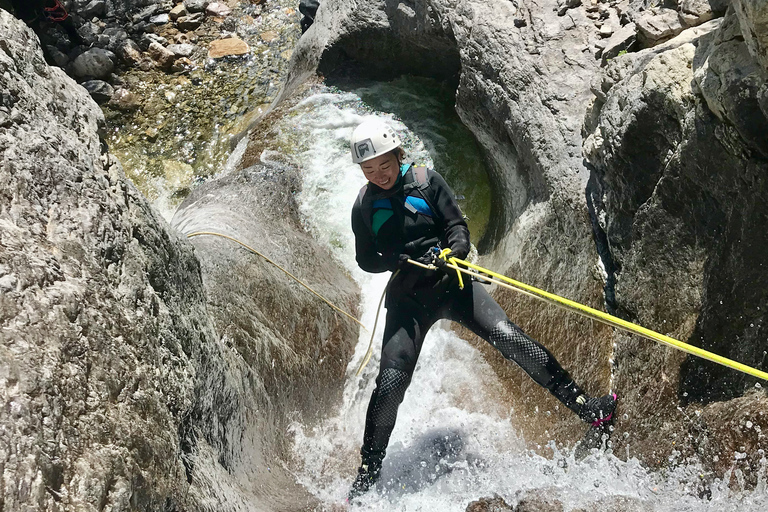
left=360, top=151, right=400, bottom=190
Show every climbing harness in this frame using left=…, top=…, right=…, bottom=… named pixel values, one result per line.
left=43, top=0, right=69, bottom=22
left=409, top=256, right=768, bottom=382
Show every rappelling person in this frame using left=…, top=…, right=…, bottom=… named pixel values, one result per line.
left=347, top=119, right=618, bottom=501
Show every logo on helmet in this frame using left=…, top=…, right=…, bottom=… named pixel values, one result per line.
left=356, top=139, right=374, bottom=159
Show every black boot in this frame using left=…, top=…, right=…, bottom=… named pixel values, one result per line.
left=347, top=450, right=384, bottom=502
left=548, top=377, right=617, bottom=426
left=577, top=393, right=618, bottom=426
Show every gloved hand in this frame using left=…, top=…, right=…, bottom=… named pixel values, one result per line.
left=414, top=247, right=440, bottom=267
left=396, top=253, right=411, bottom=270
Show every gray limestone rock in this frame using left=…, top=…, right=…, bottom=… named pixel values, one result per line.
left=184, top=0, right=210, bottom=13
left=678, top=0, right=727, bottom=27
left=584, top=12, right=768, bottom=473
left=81, top=79, right=115, bottom=103
left=636, top=8, right=686, bottom=46
left=601, top=22, right=637, bottom=64
left=732, top=0, right=768, bottom=70
left=0, top=10, right=214, bottom=510
left=694, top=10, right=768, bottom=157
left=176, top=12, right=205, bottom=31
left=71, top=47, right=115, bottom=79
left=167, top=43, right=196, bottom=57
left=0, top=9, right=358, bottom=511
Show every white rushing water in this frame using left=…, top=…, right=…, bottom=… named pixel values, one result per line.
left=269, top=86, right=768, bottom=511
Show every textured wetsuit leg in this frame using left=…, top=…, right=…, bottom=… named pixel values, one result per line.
left=447, top=281, right=584, bottom=409
left=360, top=300, right=431, bottom=462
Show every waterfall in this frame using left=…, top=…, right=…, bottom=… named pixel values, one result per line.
left=263, top=83, right=768, bottom=511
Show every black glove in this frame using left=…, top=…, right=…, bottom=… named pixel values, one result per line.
left=396, top=253, right=411, bottom=270
left=414, top=247, right=439, bottom=267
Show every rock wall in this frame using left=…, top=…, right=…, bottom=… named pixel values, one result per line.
left=584, top=5, right=768, bottom=478
left=0, top=10, right=215, bottom=509
left=285, top=0, right=768, bottom=480
left=1, top=10, right=358, bottom=511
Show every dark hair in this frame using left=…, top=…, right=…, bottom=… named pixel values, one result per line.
left=390, top=147, right=405, bottom=163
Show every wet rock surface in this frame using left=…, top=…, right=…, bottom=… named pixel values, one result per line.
left=0, top=10, right=216, bottom=510
left=1, top=9, right=357, bottom=512
left=584, top=6, right=768, bottom=472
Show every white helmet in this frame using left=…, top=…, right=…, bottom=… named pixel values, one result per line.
left=350, top=119, right=401, bottom=164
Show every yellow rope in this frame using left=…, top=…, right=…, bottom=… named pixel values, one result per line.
left=431, top=257, right=768, bottom=382
left=186, top=231, right=368, bottom=332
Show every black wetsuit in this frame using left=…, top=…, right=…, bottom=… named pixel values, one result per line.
left=351, top=165, right=584, bottom=466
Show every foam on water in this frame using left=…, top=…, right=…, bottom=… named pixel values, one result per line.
left=277, top=86, right=768, bottom=511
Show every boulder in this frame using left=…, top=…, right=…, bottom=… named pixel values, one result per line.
left=678, top=0, right=727, bottom=27
left=71, top=47, right=115, bottom=79
left=636, top=8, right=686, bottom=47
left=208, top=37, right=249, bottom=58
left=601, top=22, right=636, bottom=64
left=81, top=79, right=114, bottom=103
left=732, top=0, right=768, bottom=70
left=169, top=3, right=188, bottom=21
left=80, top=0, right=107, bottom=19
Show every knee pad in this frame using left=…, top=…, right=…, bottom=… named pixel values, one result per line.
left=369, top=367, right=410, bottom=427
left=489, top=320, right=556, bottom=386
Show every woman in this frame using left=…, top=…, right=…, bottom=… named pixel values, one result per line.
left=348, top=119, right=617, bottom=500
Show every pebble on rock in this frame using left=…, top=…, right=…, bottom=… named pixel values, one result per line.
left=150, top=14, right=171, bottom=25
left=170, top=4, right=189, bottom=21
left=109, top=88, right=142, bottom=111
left=167, top=43, right=196, bottom=58
left=148, top=41, right=177, bottom=70
left=206, top=2, right=232, bottom=17
left=176, top=13, right=205, bottom=31
left=184, top=0, right=209, bottom=13
left=208, top=37, right=249, bottom=58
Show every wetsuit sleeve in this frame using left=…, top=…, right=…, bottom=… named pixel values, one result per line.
left=428, top=170, right=470, bottom=260
left=351, top=200, right=397, bottom=273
